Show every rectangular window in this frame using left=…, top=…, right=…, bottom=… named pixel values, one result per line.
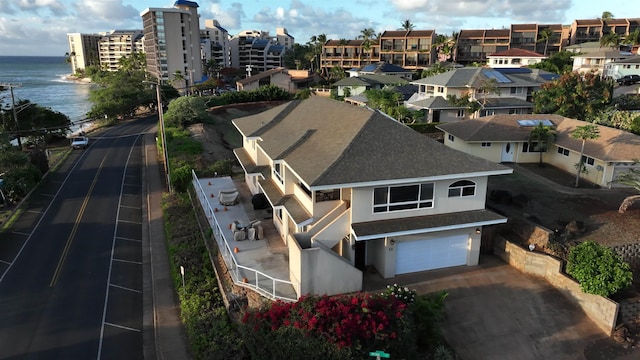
left=510, top=87, right=524, bottom=94
left=273, top=162, right=284, bottom=184
left=437, top=86, right=444, bottom=93
left=373, top=183, right=434, bottom=213
left=557, top=147, right=569, bottom=156
left=523, top=142, right=543, bottom=153
left=481, top=142, right=491, bottom=147
left=581, top=155, right=595, bottom=166
left=448, top=134, right=454, bottom=142
left=456, top=109, right=465, bottom=117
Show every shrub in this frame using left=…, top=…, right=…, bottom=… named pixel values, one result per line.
left=382, top=283, right=416, bottom=304
left=412, top=291, right=448, bottom=349
left=566, top=241, right=633, bottom=297
left=241, top=292, right=417, bottom=359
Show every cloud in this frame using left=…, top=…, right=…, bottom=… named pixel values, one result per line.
left=72, top=0, right=139, bottom=24
left=9, top=0, right=67, bottom=16
left=205, top=1, right=245, bottom=29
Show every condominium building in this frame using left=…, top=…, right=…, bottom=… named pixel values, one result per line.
left=66, top=33, right=101, bottom=72
left=141, top=0, right=203, bottom=89
left=569, top=18, right=640, bottom=45
left=201, top=19, right=230, bottom=71
left=320, top=30, right=436, bottom=73
left=98, top=30, right=144, bottom=72
left=378, top=30, right=436, bottom=69
left=229, top=28, right=294, bottom=74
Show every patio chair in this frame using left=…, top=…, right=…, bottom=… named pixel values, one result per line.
left=219, top=189, right=239, bottom=206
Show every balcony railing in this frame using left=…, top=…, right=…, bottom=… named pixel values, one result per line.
left=192, top=170, right=297, bottom=302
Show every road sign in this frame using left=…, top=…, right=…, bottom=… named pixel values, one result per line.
left=369, top=350, right=390, bottom=358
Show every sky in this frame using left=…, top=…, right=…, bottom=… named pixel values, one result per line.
left=0, top=0, right=635, bottom=57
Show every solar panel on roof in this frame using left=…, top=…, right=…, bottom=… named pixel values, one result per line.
left=496, top=68, right=531, bottom=74
left=482, top=68, right=512, bottom=83
left=517, top=119, right=554, bottom=127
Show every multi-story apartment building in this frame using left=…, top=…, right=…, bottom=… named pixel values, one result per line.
left=201, top=19, right=230, bottom=71
left=66, top=33, right=101, bottom=72
left=569, top=18, right=640, bottom=45
left=97, top=30, right=144, bottom=72
left=228, top=28, right=294, bottom=74
left=378, top=30, right=436, bottom=69
left=321, top=30, right=436, bottom=73
left=141, top=0, right=203, bottom=89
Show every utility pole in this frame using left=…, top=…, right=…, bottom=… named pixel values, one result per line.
left=0, top=82, right=22, bottom=149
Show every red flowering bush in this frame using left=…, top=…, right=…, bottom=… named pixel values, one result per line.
left=241, top=292, right=417, bottom=359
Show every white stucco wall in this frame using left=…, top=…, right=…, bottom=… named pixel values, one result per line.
left=350, top=176, right=489, bottom=223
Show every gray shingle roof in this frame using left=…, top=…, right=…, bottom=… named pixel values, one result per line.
left=437, top=114, right=640, bottom=161
left=233, top=97, right=510, bottom=188
left=352, top=209, right=506, bottom=239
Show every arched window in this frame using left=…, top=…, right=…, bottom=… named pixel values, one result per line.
left=448, top=180, right=476, bottom=197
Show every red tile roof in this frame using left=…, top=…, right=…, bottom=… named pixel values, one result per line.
left=487, top=48, right=545, bottom=57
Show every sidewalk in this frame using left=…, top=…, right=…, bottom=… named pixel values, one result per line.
left=142, top=131, right=190, bottom=359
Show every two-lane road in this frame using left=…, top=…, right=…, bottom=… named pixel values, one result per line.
left=0, top=116, right=157, bottom=359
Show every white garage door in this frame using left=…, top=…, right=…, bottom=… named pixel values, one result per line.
left=395, top=234, right=469, bottom=274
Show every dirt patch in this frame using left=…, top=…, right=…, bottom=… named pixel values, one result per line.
left=488, top=164, right=640, bottom=247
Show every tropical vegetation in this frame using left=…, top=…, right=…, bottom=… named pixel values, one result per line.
left=570, top=124, right=600, bottom=188
left=567, top=241, right=633, bottom=297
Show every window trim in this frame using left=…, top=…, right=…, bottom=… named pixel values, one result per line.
left=373, top=182, right=434, bottom=213
left=557, top=146, right=570, bottom=156
left=273, top=162, right=284, bottom=184
left=448, top=180, right=476, bottom=198
left=581, top=155, right=595, bottom=166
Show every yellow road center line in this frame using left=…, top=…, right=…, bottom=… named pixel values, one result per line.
left=50, top=156, right=108, bottom=287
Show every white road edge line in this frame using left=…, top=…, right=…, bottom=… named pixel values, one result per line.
left=112, top=258, right=142, bottom=265
left=117, top=219, right=142, bottom=225
left=115, top=237, right=142, bottom=243
left=10, top=231, right=30, bottom=236
left=109, top=283, right=142, bottom=293
left=104, top=322, right=141, bottom=332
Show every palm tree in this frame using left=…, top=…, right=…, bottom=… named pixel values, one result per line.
left=400, top=19, right=415, bottom=31
left=449, top=31, right=459, bottom=62
left=432, top=34, right=449, bottom=61
left=625, top=29, right=640, bottom=45
left=528, top=123, right=556, bottom=165
left=600, top=32, right=622, bottom=49
left=615, top=168, right=640, bottom=213
left=600, top=11, right=614, bottom=21
left=359, top=28, right=375, bottom=64
left=571, top=124, right=600, bottom=187
left=537, top=28, right=554, bottom=56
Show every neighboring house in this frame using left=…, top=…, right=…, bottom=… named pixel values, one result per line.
left=236, top=67, right=321, bottom=92
left=344, top=84, right=418, bottom=107
left=437, top=114, right=640, bottom=188
left=406, top=67, right=559, bottom=123
left=571, top=50, right=634, bottom=76
left=486, top=48, right=547, bottom=68
left=347, top=62, right=414, bottom=80
left=332, top=74, right=408, bottom=97
left=603, top=56, right=640, bottom=80
left=232, top=97, right=512, bottom=296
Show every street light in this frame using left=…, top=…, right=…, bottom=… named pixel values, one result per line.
left=144, top=79, right=172, bottom=193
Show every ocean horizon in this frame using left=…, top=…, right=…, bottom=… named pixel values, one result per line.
left=0, top=55, right=92, bottom=125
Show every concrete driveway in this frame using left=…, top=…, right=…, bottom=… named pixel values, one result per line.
left=405, top=256, right=606, bottom=360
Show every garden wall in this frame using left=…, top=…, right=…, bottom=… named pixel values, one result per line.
left=494, top=235, right=619, bottom=335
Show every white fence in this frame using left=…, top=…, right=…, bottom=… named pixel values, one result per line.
left=192, top=170, right=297, bottom=302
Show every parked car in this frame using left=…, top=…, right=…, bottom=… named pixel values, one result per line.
left=70, top=136, right=89, bottom=150
left=617, top=74, right=640, bottom=86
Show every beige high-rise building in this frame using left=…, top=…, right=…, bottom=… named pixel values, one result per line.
left=66, top=33, right=101, bottom=73
left=141, top=0, right=203, bottom=91
left=98, top=30, right=144, bottom=72
left=201, top=19, right=231, bottom=71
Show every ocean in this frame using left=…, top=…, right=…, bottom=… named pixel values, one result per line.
left=0, top=56, right=92, bottom=127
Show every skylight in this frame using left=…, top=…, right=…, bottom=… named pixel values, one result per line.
left=517, top=119, right=554, bottom=127
left=481, top=68, right=512, bottom=83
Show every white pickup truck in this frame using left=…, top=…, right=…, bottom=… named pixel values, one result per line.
left=70, top=136, right=89, bottom=150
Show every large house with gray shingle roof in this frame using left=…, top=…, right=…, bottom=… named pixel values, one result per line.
left=438, top=114, right=640, bottom=188
left=406, top=67, right=559, bottom=123
left=232, top=96, right=512, bottom=296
